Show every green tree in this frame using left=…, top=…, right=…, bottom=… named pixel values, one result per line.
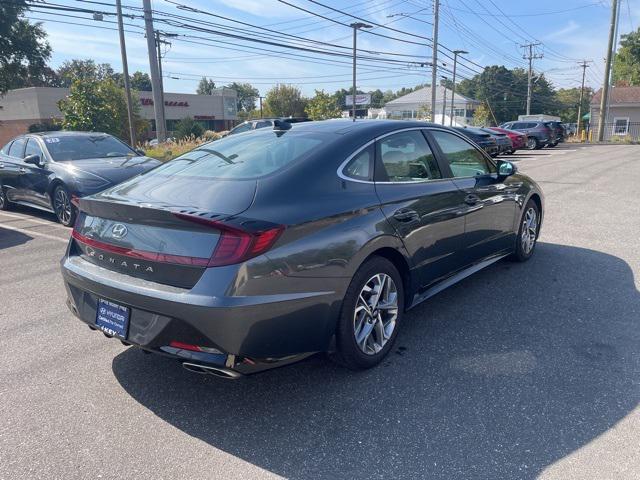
left=226, top=82, right=259, bottom=112
left=612, top=28, right=640, bottom=86
left=196, top=77, right=216, bottom=95
left=554, top=87, right=593, bottom=123
left=369, top=89, right=384, bottom=108
left=305, top=89, right=341, bottom=120
left=58, top=79, right=147, bottom=141
left=472, top=103, right=492, bottom=126
left=264, top=84, right=307, bottom=117
left=0, top=0, right=53, bottom=93
left=57, top=59, right=115, bottom=87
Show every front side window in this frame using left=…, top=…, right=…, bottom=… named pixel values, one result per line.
left=44, top=135, right=136, bottom=161
left=24, top=139, right=45, bottom=159
left=378, top=130, right=441, bottom=182
left=431, top=130, right=495, bottom=178
left=0, top=141, right=12, bottom=155
left=8, top=138, right=26, bottom=158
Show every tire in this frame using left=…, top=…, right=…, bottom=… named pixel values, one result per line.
left=506, top=149, right=515, bottom=155
left=547, top=142, right=557, bottom=148
left=0, top=184, right=11, bottom=211
left=511, top=199, right=540, bottom=262
left=333, top=256, right=404, bottom=370
left=52, top=185, right=76, bottom=227
left=526, top=137, right=539, bottom=150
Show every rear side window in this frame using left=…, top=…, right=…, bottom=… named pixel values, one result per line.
left=377, top=130, right=441, bottom=182
left=8, top=138, right=26, bottom=157
left=151, top=130, right=325, bottom=179
left=0, top=141, right=12, bottom=155
left=343, top=144, right=373, bottom=181
left=231, top=123, right=252, bottom=134
left=431, top=130, right=496, bottom=177
left=254, top=121, right=272, bottom=129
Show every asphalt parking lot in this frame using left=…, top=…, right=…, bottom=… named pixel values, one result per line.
left=0, top=144, right=638, bottom=480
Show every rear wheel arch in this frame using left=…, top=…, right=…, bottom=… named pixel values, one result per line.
left=360, top=247, right=413, bottom=309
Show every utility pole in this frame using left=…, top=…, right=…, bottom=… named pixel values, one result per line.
left=115, top=0, right=135, bottom=147
left=449, top=49, right=468, bottom=126
left=431, top=0, right=440, bottom=122
left=441, top=77, right=447, bottom=125
left=350, top=22, right=372, bottom=122
left=576, top=60, right=590, bottom=136
left=521, top=42, right=542, bottom=116
left=258, top=96, right=264, bottom=118
left=142, top=0, right=166, bottom=142
left=598, top=0, right=619, bottom=142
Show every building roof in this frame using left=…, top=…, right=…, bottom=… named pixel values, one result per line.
left=384, top=85, right=480, bottom=108
left=591, top=86, right=640, bottom=106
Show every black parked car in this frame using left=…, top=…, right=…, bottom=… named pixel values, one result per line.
left=453, top=127, right=499, bottom=157
left=545, top=121, right=565, bottom=145
left=500, top=121, right=555, bottom=150
left=0, top=132, right=160, bottom=226
left=481, top=128, right=513, bottom=156
left=61, top=120, right=544, bottom=378
left=228, top=117, right=312, bottom=135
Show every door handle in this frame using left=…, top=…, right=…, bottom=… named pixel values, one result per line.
left=0, top=162, right=4, bottom=169
left=464, top=194, right=481, bottom=205
left=393, top=208, right=419, bottom=222
left=19, top=167, right=27, bottom=174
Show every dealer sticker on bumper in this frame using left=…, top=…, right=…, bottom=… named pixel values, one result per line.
left=96, top=298, right=130, bottom=339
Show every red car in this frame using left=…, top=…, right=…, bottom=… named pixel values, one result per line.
left=487, top=127, right=526, bottom=154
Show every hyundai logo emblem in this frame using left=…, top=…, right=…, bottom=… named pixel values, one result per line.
left=111, top=223, right=128, bottom=239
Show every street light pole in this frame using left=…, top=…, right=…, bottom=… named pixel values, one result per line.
left=449, top=49, right=468, bottom=126
left=431, top=0, right=440, bottom=122
left=115, top=0, right=136, bottom=146
left=350, top=22, right=372, bottom=122
left=441, top=77, right=447, bottom=125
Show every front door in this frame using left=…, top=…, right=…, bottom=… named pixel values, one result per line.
left=374, top=129, right=469, bottom=289
left=21, top=138, right=52, bottom=209
left=429, top=129, right=518, bottom=264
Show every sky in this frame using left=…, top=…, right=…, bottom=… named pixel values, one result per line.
left=25, top=0, right=640, bottom=97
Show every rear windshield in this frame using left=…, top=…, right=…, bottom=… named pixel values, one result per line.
left=152, top=129, right=325, bottom=179
left=44, top=135, right=136, bottom=161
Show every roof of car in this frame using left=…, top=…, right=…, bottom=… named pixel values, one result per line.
left=30, top=131, right=110, bottom=137
left=288, top=119, right=443, bottom=136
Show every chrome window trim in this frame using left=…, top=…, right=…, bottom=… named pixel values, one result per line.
left=337, top=127, right=448, bottom=185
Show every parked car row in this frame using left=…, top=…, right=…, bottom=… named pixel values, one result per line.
left=499, top=120, right=566, bottom=149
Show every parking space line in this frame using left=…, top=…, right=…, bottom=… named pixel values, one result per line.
left=0, top=223, right=69, bottom=243
left=0, top=211, right=68, bottom=229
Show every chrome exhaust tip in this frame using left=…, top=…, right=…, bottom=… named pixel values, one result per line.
left=182, top=362, right=243, bottom=380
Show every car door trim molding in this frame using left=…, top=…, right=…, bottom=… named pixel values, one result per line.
left=338, top=126, right=460, bottom=185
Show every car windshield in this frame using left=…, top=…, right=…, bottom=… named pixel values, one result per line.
left=44, top=135, right=136, bottom=161
left=148, top=129, right=325, bottom=180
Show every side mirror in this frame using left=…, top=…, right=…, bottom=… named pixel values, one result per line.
left=135, top=149, right=146, bottom=156
left=498, top=161, right=517, bottom=177
left=23, top=154, right=43, bottom=167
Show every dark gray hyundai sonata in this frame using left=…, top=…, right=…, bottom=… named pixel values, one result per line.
left=61, top=120, right=543, bottom=378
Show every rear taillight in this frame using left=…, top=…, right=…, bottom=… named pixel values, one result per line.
left=173, top=213, right=284, bottom=267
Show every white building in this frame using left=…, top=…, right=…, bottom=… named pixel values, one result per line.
left=0, top=86, right=238, bottom=144
left=381, top=85, right=480, bottom=125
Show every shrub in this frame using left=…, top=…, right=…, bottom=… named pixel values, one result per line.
left=174, top=117, right=205, bottom=140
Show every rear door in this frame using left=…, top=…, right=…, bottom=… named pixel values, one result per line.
left=374, top=128, right=469, bottom=288
left=429, top=128, right=518, bottom=263
left=0, top=141, right=22, bottom=200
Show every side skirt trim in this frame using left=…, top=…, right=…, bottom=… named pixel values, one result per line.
left=408, top=253, right=509, bottom=310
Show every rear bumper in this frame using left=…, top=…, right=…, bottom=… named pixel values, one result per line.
left=61, top=253, right=345, bottom=364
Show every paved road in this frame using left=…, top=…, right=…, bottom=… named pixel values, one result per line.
left=0, top=145, right=638, bottom=480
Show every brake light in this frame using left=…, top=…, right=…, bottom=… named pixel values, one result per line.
left=173, top=213, right=284, bottom=267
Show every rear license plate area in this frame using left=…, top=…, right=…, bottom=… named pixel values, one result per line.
left=95, top=298, right=130, bottom=339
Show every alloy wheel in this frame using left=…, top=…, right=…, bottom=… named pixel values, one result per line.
left=521, top=207, right=538, bottom=255
left=353, top=273, right=398, bottom=355
left=54, top=188, right=72, bottom=225
left=526, top=138, right=537, bottom=150
left=0, top=188, right=5, bottom=209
